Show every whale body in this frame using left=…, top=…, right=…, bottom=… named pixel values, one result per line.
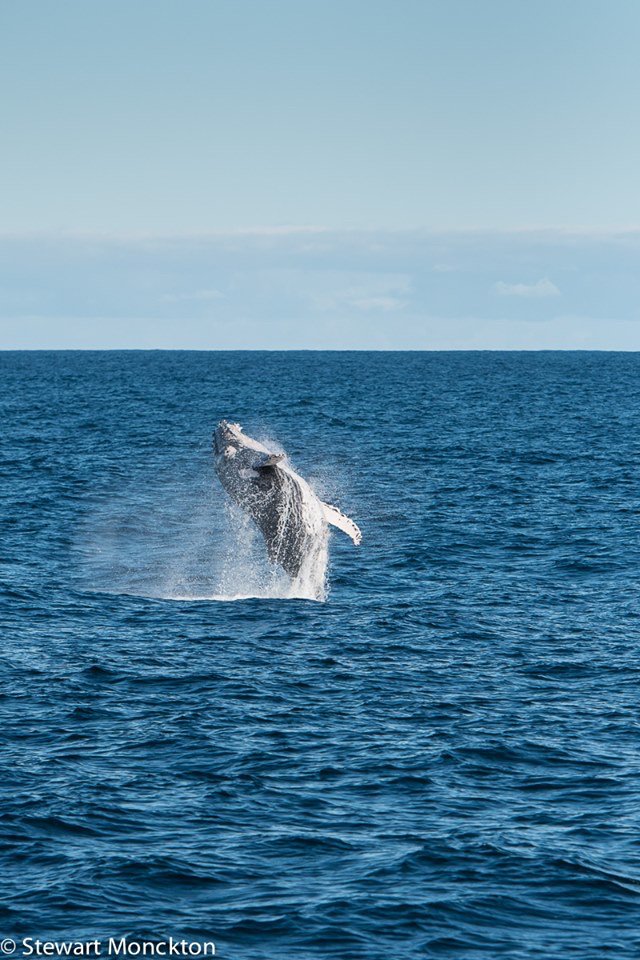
left=213, top=420, right=361, bottom=580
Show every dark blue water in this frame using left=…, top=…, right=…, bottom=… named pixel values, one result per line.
left=1, top=351, right=639, bottom=959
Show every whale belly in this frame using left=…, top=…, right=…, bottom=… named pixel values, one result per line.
left=254, top=471, right=318, bottom=578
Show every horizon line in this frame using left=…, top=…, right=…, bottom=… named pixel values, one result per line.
left=1, top=347, right=639, bottom=354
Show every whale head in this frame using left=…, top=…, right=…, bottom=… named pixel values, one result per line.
left=213, top=420, right=245, bottom=458
left=213, top=420, right=283, bottom=477
left=213, top=418, right=289, bottom=530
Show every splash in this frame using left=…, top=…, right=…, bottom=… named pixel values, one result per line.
left=276, top=462, right=329, bottom=601
left=77, top=451, right=330, bottom=603
left=202, top=459, right=329, bottom=601
left=213, top=497, right=327, bottom=602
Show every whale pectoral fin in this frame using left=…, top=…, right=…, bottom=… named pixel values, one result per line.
left=322, top=503, right=362, bottom=545
left=262, top=454, right=285, bottom=468
left=251, top=452, right=285, bottom=470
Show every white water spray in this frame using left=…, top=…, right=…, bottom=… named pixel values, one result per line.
left=77, top=450, right=331, bottom=602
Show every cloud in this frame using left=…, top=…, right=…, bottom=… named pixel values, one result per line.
left=311, top=273, right=411, bottom=312
left=432, top=263, right=455, bottom=273
left=228, top=226, right=327, bottom=236
left=493, top=277, right=561, bottom=298
left=349, top=296, right=407, bottom=311
left=161, top=288, right=225, bottom=303
left=0, top=230, right=639, bottom=347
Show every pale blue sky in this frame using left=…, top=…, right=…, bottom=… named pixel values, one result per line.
left=1, top=1, right=640, bottom=347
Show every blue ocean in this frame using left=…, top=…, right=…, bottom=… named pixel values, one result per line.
left=1, top=350, right=639, bottom=959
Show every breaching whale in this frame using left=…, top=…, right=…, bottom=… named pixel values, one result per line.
left=213, top=420, right=361, bottom=580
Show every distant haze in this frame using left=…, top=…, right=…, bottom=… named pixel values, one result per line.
left=0, top=230, right=639, bottom=350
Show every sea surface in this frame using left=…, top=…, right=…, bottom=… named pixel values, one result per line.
left=1, top=351, right=639, bottom=959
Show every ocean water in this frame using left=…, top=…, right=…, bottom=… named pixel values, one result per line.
left=1, top=350, right=639, bottom=959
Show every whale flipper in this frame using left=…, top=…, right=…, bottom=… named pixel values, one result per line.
left=322, top=503, right=362, bottom=545
left=252, top=452, right=285, bottom=469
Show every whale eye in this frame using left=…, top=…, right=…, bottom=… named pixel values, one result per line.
left=224, top=446, right=237, bottom=459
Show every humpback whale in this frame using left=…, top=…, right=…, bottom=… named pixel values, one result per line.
left=213, top=421, right=361, bottom=580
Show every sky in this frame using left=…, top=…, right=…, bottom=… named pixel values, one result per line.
left=1, top=0, right=640, bottom=348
